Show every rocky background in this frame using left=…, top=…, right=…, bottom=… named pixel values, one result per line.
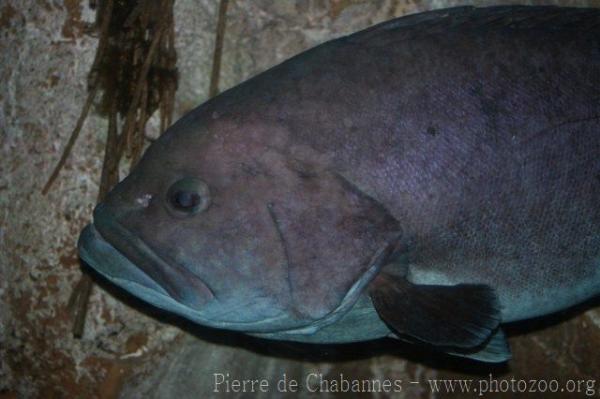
left=1, top=1, right=600, bottom=398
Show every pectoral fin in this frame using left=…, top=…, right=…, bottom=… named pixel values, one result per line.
left=370, top=273, right=502, bottom=348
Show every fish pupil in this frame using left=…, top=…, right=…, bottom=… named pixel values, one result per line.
left=173, top=191, right=200, bottom=209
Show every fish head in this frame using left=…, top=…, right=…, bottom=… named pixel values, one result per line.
left=78, top=111, right=401, bottom=334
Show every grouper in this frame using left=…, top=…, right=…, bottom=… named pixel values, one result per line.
left=78, top=6, right=600, bottom=362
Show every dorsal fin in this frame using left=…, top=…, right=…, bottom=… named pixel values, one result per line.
left=347, top=6, right=600, bottom=43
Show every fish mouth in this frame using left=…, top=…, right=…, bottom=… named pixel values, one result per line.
left=79, top=222, right=217, bottom=313
left=77, top=205, right=293, bottom=332
left=79, top=223, right=173, bottom=299
left=93, top=203, right=216, bottom=310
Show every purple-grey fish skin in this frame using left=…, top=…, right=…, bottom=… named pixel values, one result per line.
left=78, top=6, right=600, bottom=362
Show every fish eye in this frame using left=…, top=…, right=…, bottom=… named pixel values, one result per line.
left=166, top=177, right=210, bottom=215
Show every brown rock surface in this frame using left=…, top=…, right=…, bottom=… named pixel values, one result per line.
left=1, top=1, right=599, bottom=398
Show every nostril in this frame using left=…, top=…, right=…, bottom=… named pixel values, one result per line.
left=135, top=193, right=153, bottom=208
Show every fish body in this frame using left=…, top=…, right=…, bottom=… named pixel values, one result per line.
left=79, top=6, right=600, bottom=362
